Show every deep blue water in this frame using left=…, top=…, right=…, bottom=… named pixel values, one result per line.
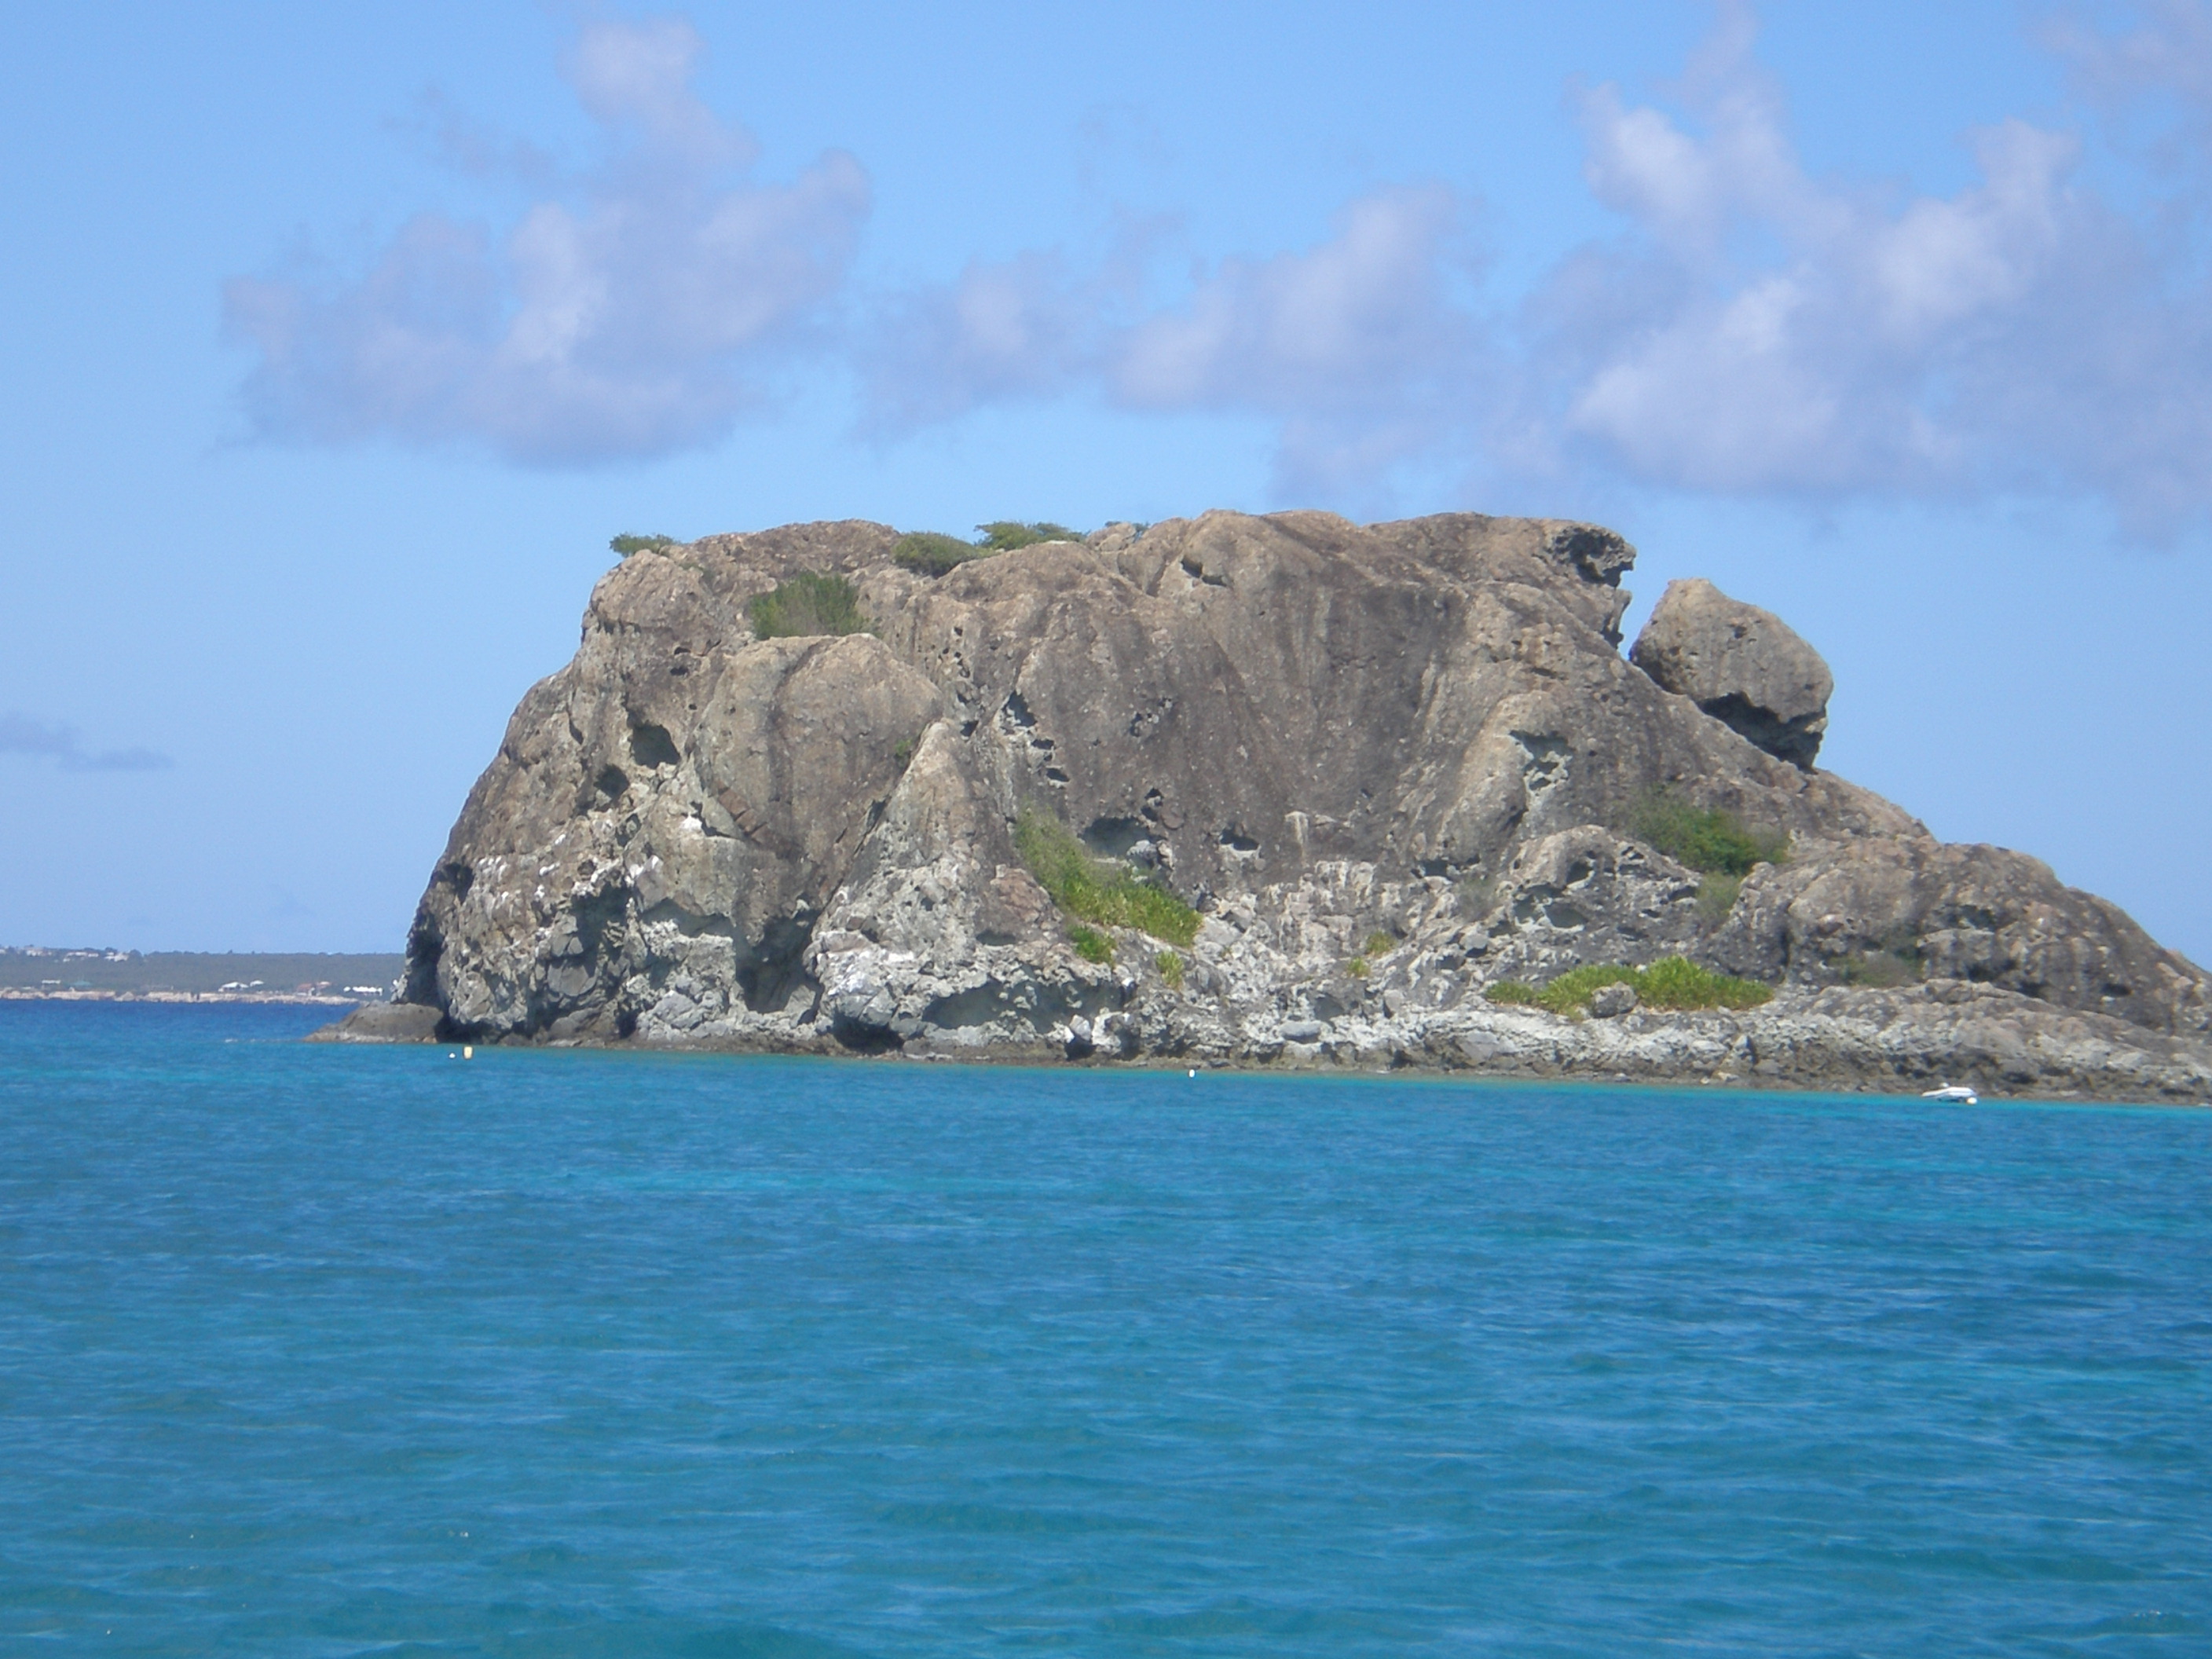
left=2, top=1003, right=2208, bottom=1656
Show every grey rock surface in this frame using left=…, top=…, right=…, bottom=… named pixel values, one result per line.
left=328, top=511, right=2212, bottom=1104
left=1589, top=983, right=1640, bottom=1018
left=307, top=1001, right=442, bottom=1043
left=1630, top=578, right=1834, bottom=767
left=1711, top=834, right=2210, bottom=1038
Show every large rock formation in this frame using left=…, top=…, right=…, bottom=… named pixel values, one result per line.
left=1631, top=577, right=1833, bottom=767
left=324, top=512, right=2212, bottom=1103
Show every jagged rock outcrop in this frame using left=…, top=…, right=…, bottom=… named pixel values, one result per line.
left=1711, top=836, right=2210, bottom=1038
left=323, top=511, right=2212, bottom=1104
left=1631, top=577, right=1833, bottom=767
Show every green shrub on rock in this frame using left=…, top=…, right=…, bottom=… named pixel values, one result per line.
left=1628, top=789, right=1789, bottom=876
left=749, top=572, right=873, bottom=639
left=976, top=521, right=1086, bottom=551
left=1068, top=925, right=1114, bottom=964
left=1529, top=963, right=1642, bottom=1013
left=1633, top=956, right=1771, bottom=1009
left=610, top=533, right=676, bottom=556
left=1016, top=807, right=1200, bottom=948
left=891, top=532, right=988, bottom=577
left=1492, top=956, right=1772, bottom=1016
left=891, top=521, right=1086, bottom=575
left=1696, top=873, right=1743, bottom=925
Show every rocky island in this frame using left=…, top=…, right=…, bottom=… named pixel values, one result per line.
left=324, top=512, right=2212, bottom=1102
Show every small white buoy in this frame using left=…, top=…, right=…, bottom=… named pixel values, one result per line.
left=463, top=1045, right=474, bottom=1060
left=1188, top=1068, right=1196, bottom=1079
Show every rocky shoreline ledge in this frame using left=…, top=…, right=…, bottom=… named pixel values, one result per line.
left=321, top=511, right=2212, bottom=1104
left=328, top=979, right=2212, bottom=1104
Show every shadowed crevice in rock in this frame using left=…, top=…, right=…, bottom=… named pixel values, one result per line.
left=737, top=912, right=815, bottom=1016
left=628, top=720, right=680, bottom=769
left=1694, top=692, right=1826, bottom=770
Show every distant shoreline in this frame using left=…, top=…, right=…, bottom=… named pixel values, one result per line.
left=1, top=949, right=404, bottom=1002
left=0, top=988, right=373, bottom=1008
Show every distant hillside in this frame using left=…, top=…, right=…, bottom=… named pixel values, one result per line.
left=0, top=949, right=403, bottom=996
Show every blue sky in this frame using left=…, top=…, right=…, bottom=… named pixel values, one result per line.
left=5, top=0, right=2210, bottom=961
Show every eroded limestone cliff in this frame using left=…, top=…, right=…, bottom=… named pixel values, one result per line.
left=329, top=511, right=2212, bottom=1101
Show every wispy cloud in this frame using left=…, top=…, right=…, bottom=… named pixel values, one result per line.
left=0, top=712, right=171, bottom=773
left=1497, top=0, right=2212, bottom=536
left=865, top=2, right=2212, bottom=533
left=858, top=187, right=1485, bottom=499
left=225, top=16, right=869, bottom=464
left=2047, top=0, right=2212, bottom=159
left=1108, top=185, right=1486, bottom=497
left=859, top=249, right=1096, bottom=431
left=226, top=4, right=2212, bottom=535
left=1517, top=4, right=2080, bottom=494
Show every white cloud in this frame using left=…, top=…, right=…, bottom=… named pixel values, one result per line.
left=862, top=2, right=2212, bottom=533
left=1108, top=185, right=1482, bottom=496
left=225, top=17, right=868, bottom=464
left=1529, top=13, right=2078, bottom=494
left=1577, top=2, right=1832, bottom=257
left=1512, top=2, right=2212, bottom=534
left=1110, top=187, right=1472, bottom=410
left=224, top=4, right=2212, bottom=534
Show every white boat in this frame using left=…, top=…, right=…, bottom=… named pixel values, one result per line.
left=1921, top=1084, right=1979, bottom=1104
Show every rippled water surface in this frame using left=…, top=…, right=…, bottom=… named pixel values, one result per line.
left=3, top=1002, right=2208, bottom=1655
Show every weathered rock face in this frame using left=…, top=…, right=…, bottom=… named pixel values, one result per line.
left=404, top=606, right=947, bottom=1041
left=1630, top=578, right=1833, bottom=767
left=1711, top=836, right=2211, bottom=1038
left=337, top=510, right=2211, bottom=1104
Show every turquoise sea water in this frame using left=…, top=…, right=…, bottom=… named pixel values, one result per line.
left=2, top=1003, right=2207, bottom=1656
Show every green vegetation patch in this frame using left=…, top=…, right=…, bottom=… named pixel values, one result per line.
left=1068, top=925, right=1114, bottom=964
left=1485, top=956, right=1772, bottom=1015
left=1696, top=873, right=1743, bottom=926
left=891, top=532, right=990, bottom=577
left=1155, top=950, right=1185, bottom=990
left=976, top=520, right=1086, bottom=551
left=1345, top=956, right=1372, bottom=980
left=890, top=521, right=1086, bottom=576
left=610, top=533, right=676, bottom=556
left=1628, top=789, right=1789, bottom=877
left=1532, top=962, right=1646, bottom=1013
left=749, top=571, right=873, bottom=639
left=1016, top=807, right=1201, bottom=949
left=1633, top=956, right=1772, bottom=1010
